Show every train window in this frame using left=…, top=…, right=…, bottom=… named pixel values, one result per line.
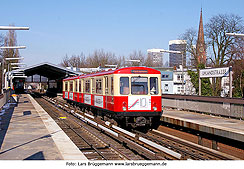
left=105, top=76, right=108, bottom=94
left=85, top=80, right=90, bottom=93
left=76, top=80, right=79, bottom=92
left=111, top=77, right=114, bottom=95
left=74, top=81, right=77, bottom=92
left=150, top=77, right=158, bottom=95
left=79, top=80, right=82, bottom=93
left=131, top=77, right=148, bottom=95
left=96, top=79, right=102, bottom=94
left=65, top=82, right=68, bottom=91
left=70, top=81, right=73, bottom=92
left=120, top=77, right=129, bottom=95
left=92, top=78, right=95, bottom=93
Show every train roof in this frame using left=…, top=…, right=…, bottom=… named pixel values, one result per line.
left=63, top=67, right=161, bottom=81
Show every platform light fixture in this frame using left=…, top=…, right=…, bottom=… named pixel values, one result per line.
left=11, top=66, right=20, bottom=68
left=5, top=57, right=24, bottom=61
left=0, top=46, right=26, bottom=49
left=10, top=63, right=26, bottom=65
left=225, top=32, right=244, bottom=37
left=0, top=25, right=29, bottom=93
left=0, top=26, right=29, bottom=30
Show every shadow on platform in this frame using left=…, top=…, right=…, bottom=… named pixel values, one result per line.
left=24, top=151, right=45, bottom=160
left=0, top=133, right=53, bottom=155
left=0, top=105, right=15, bottom=150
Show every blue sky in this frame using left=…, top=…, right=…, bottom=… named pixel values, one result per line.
left=1, top=0, right=244, bottom=66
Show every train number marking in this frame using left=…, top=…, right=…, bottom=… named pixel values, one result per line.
left=128, top=96, right=151, bottom=110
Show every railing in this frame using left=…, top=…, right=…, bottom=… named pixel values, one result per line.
left=162, top=94, right=244, bottom=120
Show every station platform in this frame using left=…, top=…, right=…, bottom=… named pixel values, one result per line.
left=0, top=94, right=87, bottom=160
left=161, top=109, right=244, bottom=143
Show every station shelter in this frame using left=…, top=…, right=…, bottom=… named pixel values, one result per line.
left=7, top=62, right=79, bottom=94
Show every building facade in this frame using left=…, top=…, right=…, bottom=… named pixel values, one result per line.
left=158, top=67, right=197, bottom=95
left=169, top=40, right=187, bottom=67
left=161, top=71, right=174, bottom=94
left=147, top=49, right=163, bottom=67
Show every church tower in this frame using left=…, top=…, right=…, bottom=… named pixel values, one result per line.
left=196, top=8, right=206, bottom=65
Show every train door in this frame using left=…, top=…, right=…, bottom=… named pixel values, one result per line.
left=105, top=76, right=108, bottom=109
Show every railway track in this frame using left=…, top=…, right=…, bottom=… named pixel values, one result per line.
left=35, top=96, right=144, bottom=160
left=34, top=94, right=239, bottom=160
left=133, top=130, right=239, bottom=160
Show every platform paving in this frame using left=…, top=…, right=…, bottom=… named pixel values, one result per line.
left=0, top=94, right=87, bottom=160
left=161, top=109, right=244, bottom=143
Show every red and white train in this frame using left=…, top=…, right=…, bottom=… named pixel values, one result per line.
left=63, top=67, right=162, bottom=127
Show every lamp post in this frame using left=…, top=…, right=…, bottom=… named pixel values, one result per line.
left=0, top=25, right=29, bottom=93
left=147, top=49, right=185, bottom=94
left=0, top=46, right=25, bottom=92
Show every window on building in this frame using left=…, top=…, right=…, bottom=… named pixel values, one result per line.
left=162, top=74, right=170, bottom=79
left=181, top=86, right=184, bottom=93
left=120, top=77, right=129, bottom=95
left=164, top=84, right=169, bottom=92
left=131, top=77, right=148, bottom=95
left=150, top=77, right=158, bottom=95
left=177, top=86, right=181, bottom=93
left=177, top=75, right=181, bottom=81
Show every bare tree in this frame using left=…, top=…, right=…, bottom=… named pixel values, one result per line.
left=116, top=55, right=126, bottom=68
left=179, top=28, right=197, bottom=67
left=86, top=49, right=118, bottom=68
left=0, top=33, right=4, bottom=60
left=60, top=54, right=70, bottom=67
left=0, top=34, right=4, bottom=92
left=3, top=28, right=20, bottom=70
left=61, top=49, right=119, bottom=68
left=205, top=14, right=244, bottom=67
left=230, top=38, right=244, bottom=97
left=204, top=14, right=244, bottom=96
left=60, top=53, right=86, bottom=68
left=144, top=54, right=154, bottom=67
left=127, top=50, right=146, bottom=66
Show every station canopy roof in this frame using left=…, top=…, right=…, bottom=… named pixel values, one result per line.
left=17, top=62, right=80, bottom=80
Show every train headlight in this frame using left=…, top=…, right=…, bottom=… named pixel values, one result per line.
left=122, top=102, right=127, bottom=111
left=153, top=107, right=157, bottom=111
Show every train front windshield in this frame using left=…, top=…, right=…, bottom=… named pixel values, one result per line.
left=131, top=77, right=148, bottom=95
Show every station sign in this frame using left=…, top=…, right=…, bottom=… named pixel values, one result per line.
left=199, top=67, right=230, bottom=78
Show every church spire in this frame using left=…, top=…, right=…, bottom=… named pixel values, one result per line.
left=196, top=8, right=206, bottom=66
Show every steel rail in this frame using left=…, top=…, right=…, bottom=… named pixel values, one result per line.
left=35, top=97, right=109, bottom=160
left=150, top=129, right=239, bottom=160
left=40, top=96, right=141, bottom=160
left=42, top=95, right=181, bottom=160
